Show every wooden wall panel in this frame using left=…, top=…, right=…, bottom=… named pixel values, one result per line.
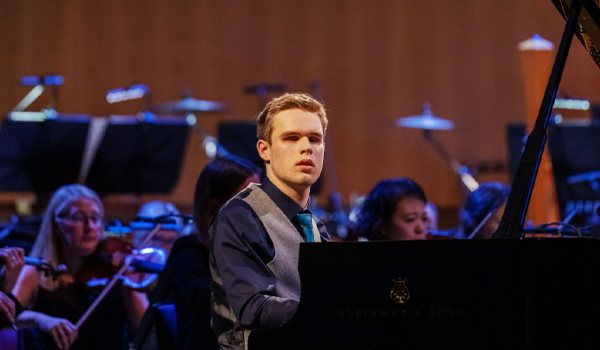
left=1, top=0, right=600, bottom=214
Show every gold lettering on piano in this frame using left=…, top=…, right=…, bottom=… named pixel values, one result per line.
left=390, top=277, right=410, bottom=303
left=338, top=308, right=464, bottom=319
left=429, top=308, right=463, bottom=317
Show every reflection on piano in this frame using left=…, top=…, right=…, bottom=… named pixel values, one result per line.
left=250, top=1, right=600, bottom=349
left=250, top=240, right=600, bottom=349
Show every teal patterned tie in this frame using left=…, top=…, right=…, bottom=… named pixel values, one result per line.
left=296, top=212, right=314, bottom=242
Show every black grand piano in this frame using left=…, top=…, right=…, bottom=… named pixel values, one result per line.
left=249, top=1, right=600, bottom=349
left=250, top=240, right=600, bottom=350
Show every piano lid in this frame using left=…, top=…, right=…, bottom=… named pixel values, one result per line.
left=552, top=0, right=600, bottom=68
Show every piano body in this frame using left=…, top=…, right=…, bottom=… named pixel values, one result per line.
left=250, top=240, right=600, bottom=349
left=250, top=0, right=600, bottom=349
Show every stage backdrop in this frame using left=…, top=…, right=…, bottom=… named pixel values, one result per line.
left=1, top=0, right=599, bottom=217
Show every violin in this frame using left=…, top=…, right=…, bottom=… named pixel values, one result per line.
left=0, top=255, right=67, bottom=280
left=79, top=237, right=166, bottom=290
left=75, top=224, right=164, bottom=330
left=24, top=257, right=68, bottom=279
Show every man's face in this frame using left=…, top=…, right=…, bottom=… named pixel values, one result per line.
left=258, top=109, right=325, bottom=195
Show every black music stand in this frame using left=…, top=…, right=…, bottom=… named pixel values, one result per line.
left=0, top=116, right=89, bottom=195
left=547, top=122, right=600, bottom=219
left=495, top=0, right=600, bottom=238
left=85, top=116, right=189, bottom=195
left=217, top=122, right=264, bottom=172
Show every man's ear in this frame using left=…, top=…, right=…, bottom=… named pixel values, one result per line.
left=257, top=139, right=270, bottom=164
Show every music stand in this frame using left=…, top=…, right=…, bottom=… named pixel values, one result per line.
left=85, top=115, right=189, bottom=195
left=547, top=122, right=600, bottom=219
left=0, top=114, right=89, bottom=195
left=217, top=122, right=264, bottom=172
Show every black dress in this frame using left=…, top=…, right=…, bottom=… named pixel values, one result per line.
left=26, top=283, right=128, bottom=350
left=168, top=235, right=218, bottom=350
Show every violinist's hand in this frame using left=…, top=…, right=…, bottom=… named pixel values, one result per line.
left=0, top=291, right=16, bottom=323
left=37, top=314, right=78, bottom=350
left=0, top=247, right=25, bottom=293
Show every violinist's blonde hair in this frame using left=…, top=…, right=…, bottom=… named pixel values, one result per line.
left=30, top=184, right=104, bottom=290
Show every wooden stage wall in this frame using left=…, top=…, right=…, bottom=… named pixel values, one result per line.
left=1, top=0, right=599, bottom=216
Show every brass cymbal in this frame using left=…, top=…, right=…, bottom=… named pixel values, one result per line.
left=397, top=103, right=454, bottom=130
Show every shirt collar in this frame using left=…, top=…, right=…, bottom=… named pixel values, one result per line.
left=261, top=177, right=305, bottom=220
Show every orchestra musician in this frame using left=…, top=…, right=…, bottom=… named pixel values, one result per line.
left=355, top=178, right=429, bottom=241
left=165, top=155, right=260, bottom=350
left=134, top=201, right=182, bottom=255
left=209, top=93, right=331, bottom=350
left=12, top=184, right=149, bottom=350
left=459, top=181, right=510, bottom=239
left=0, top=247, right=25, bottom=327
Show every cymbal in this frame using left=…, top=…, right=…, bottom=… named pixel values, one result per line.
left=149, top=97, right=227, bottom=114
left=397, top=104, right=454, bottom=130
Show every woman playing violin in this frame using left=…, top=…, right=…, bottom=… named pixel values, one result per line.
left=12, top=184, right=149, bottom=350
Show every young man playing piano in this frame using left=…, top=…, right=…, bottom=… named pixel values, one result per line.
left=209, top=93, right=331, bottom=350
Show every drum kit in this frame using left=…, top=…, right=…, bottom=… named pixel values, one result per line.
left=149, top=95, right=477, bottom=193
left=396, top=102, right=479, bottom=191
left=8, top=76, right=476, bottom=192
left=145, top=95, right=230, bottom=158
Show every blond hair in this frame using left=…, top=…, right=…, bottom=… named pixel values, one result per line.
left=256, top=93, right=328, bottom=144
left=30, top=184, right=103, bottom=290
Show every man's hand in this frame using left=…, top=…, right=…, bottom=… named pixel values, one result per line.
left=0, top=247, right=25, bottom=293
left=37, top=314, right=78, bottom=350
left=0, top=291, right=16, bottom=323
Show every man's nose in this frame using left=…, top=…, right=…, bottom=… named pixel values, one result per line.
left=300, top=137, right=312, bottom=154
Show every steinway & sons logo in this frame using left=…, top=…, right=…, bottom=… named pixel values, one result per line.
left=390, top=277, right=410, bottom=303
left=337, top=276, right=464, bottom=320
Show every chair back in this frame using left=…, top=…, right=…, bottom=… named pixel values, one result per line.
left=153, top=301, right=179, bottom=350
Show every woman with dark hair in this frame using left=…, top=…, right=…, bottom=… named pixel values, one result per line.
left=192, top=156, right=261, bottom=244
left=167, top=155, right=260, bottom=350
left=356, top=178, right=429, bottom=241
left=460, top=182, right=510, bottom=239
